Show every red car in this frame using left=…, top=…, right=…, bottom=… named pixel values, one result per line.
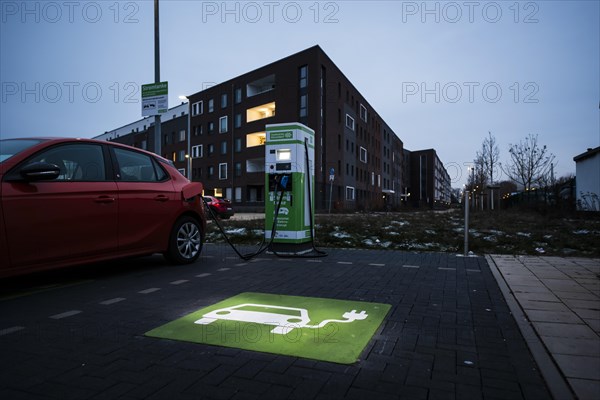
left=0, top=138, right=206, bottom=278
left=203, top=196, right=235, bottom=219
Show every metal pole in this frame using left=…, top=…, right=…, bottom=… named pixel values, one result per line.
left=464, top=190, right=469, bottom=256
left=328, top=180, right=333, bottom=214
left=153, top=0, right=161, bottom=157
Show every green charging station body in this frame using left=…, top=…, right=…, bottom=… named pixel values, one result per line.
left=265, top=123, right=315, bottom=253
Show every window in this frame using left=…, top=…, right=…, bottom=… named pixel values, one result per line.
left=163, top=134, right=170, bottom=145
left=208, top=144, right=214, bottom=155
left=221, top=93, right=227, bottom=108
left=208, top=121, right=214, bottom=134
left=234, top=162, right=242, bottom=177
left=208, top=166, right=214, bottom=179
left=246, top=102, right=276, bottom=122
left=208, top=98, right=214, bottom=113
left=178, top=150, right=186, bottom=162
left=235, top=138, right=242, bottom=152
left=178, top=130, right=186, bottom=142
left=219, top=163, right=227, bottom=180
left=246, top=75, right=275, bottom=97
left=360, top=104, right=367, bottom=122
left=177, top=168, right=186, bottom=175
left=299, top=94, right=307, bottom=118
left=360, top=147, right=367, bottom=163
left=346, top=186, right=355, bottom=201
left=345, top=114, right=355, bottom=131
left=246, top=132, right=266, bottom=147
left=192, top=101, right=203, bottom=116
left=299, top=65, right=308, bottom=88
left=234, top=113, right=242, bottom=128
left=192, top=145, right=203, bottom=158
left=235, top=187, right=242, bottom=201
left=30, top=143, right=107, bottom=181
left=235, top=88, right=242, bottom=104
left=220, top=141, right=227, bottom=155
left=219, top=116, right=228, bottom=133
left=113, top=147, right=167, bottom=182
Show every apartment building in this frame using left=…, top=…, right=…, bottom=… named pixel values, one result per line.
left=98, top=46, right=450, bottom=211
left=408, top=149, right=452, bottom=208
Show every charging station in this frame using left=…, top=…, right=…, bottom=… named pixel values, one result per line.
left=265, top=123, right=315, bottom=254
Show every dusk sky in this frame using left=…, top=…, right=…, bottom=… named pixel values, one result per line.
left=1, top=0, right=598, bottom=187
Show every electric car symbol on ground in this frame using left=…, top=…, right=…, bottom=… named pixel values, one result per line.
left=194, top=303, right=368, bottom=334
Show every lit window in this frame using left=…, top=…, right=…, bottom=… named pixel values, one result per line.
left=247, top=102, right=276, bottom=123
left=246, top=132, right=266, bottom=147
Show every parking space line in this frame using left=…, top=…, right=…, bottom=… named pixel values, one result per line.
left=170, top=280, right=189, bottom=285
left=235, top=263, right=248, bottom=267
left=369, top=263, right=385, bottom=266
left=337, top=261, right=353, bottom=265
left=0, top=326, right=25, bottom=336
left=49, top=310, right=82, bottom=320
left=196, top=273, right=211, bottom=278
left=138, top=288, right=161, bottom=294
left=306, top=260, right=323, bottom=263
left=99, top=297, right=126, bottom=305
left=403, top=265, right=420, bottom=269
left=438, top=267, right=456, bottom=271
left=466, top=269, right=481, bottom=273
left=217, top=268, right=230, bottom=271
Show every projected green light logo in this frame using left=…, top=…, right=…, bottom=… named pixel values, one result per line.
left=145, top=292, right=391, bottom=364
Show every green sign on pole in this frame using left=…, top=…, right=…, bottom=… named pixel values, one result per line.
left=141, top=81, right=168, bottom=116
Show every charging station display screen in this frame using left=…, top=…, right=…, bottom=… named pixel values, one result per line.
left=276, top=149, right=291, bottom=161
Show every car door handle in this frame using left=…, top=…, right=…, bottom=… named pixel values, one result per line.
left=154, top=195, right=169, bottom=202
left=95, top=196, right=115, bottom=204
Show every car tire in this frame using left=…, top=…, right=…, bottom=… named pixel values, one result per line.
left=164, top=216, right=203, bottom=264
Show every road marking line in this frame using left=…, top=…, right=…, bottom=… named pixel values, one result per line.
left=306, top=260, right=323, bottom=263
left=235, top=263, right=248, bottom=267
left=170, top=280, right=189, bottom=285
left=466, top=269, right=481, bottom=273
left=196, top=273, right=211, bottom=278
left=218, top=268, right=230, bottom=271
left=438, top=267, right=456, bottom=271
left=100, top=297, right=126, bottom=305
left=0, top=326, right=25, bottom=336
left=138, top=288, right=161, bottom=294
left=403, top=265, right=420, bottom=269
left=50, top=310, right=82, bottom=320
left=337, top=261, right=353, bottom=265
left=369, top=263, right=385, bottom=266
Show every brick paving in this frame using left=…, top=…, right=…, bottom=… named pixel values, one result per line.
left=1, top=245, right=551, bottom=399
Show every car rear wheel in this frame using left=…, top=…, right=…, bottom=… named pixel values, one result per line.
left=165, top=216, right=203, bottom=264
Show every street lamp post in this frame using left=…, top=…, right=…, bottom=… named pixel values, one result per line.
left=179, top=95, right=191, bottom=180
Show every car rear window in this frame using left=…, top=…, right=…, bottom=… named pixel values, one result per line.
left=0, top=139, right=45, bottom=162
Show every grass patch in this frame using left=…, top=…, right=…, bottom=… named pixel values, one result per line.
left=205, top=210, right=600, bottom=257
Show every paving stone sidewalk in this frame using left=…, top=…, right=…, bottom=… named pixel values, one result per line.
left=1, top=246, right=552, bottom=399
left=488, top=255, right=600, bottom=400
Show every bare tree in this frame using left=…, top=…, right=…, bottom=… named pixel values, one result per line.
left=477, top=131, right=501, bottom=185
left=503, top=134, right=556, bottom=191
